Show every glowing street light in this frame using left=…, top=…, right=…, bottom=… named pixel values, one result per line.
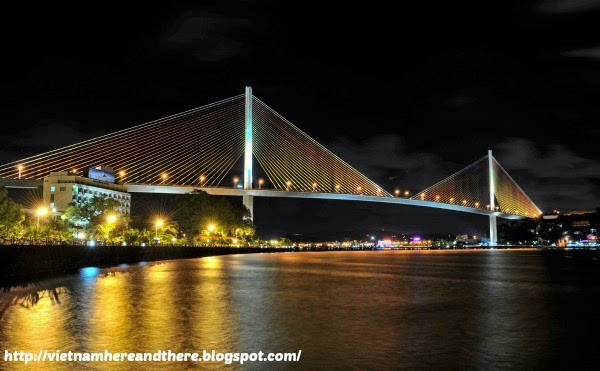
left=155, top=219, right=163, bottom=240
left=17, top=164, right=23, bottom=179
left=233, top=177, right=239, bottom=188
left=119, top=170, right=126, bottom=180
left=161, top=173, right=167, bottom=184
left=394, top=189, right=400, bottom=197
left=199, top=175, right=205, bottom=187
left=312, top=182, right=317, bottom=192
left=105, top=214, right=117, bottom=244
left=207, top=224, right=216, bottom=238
left=286, top=181, right=292, bottom=190
left=404, top=190, right=410, bottom=197
left=462, top=200, right=467, bottom=205
left=335, top=184, right=340, bottom=192
left=435, top=195, right=440, bottom=201
left=37, top=207, right=48, bottom=227
left=258, top=179, right=264, bottom=189
left=356, top=186, right=362, bottom=194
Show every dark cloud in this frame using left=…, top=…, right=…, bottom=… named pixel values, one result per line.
left=159, top=12, right=251, bottom=61
left=0, top=119, right=100, bottom=164
left=562, top=46, right=600, bottom=59
left=497, top=138, right=600, bottom=178
left=325, top=135, right=449, bottom=192
left=532, top=0, right=600, bottom=14
left=496, top=138, right=600, bottom=211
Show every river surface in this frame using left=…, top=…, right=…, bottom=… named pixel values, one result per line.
left=1, top=249, right=599, bottom=370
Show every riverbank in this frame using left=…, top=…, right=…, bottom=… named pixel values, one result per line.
left=0, top=245, right=293, bottom=283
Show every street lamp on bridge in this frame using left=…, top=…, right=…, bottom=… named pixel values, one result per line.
left=258, top=179, right=264, bottom=189
left=233, top=177, right=239, bottom=188
left=199, top=175, right=205, bottom=187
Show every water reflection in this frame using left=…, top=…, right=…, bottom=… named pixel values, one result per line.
left=0, top=251, right=598, bottom=370
left=12, top=287, right=65, bottom=308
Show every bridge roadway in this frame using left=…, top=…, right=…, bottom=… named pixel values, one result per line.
left=0, top=178, right=523, bottom=220
left=125, top=184, right=523, bottom=220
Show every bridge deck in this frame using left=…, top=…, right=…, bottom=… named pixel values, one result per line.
left=125, top=184, right=523, bottom=220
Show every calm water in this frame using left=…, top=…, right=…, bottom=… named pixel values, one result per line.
left=1, top=249, right=599, bottom=370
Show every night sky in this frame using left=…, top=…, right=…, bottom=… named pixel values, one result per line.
left=1, top=2, right=599, bottom=240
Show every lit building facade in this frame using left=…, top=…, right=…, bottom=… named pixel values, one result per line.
left=43, top=170, right=131, bottom=216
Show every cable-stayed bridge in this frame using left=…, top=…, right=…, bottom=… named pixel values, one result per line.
left=0, top=87, right=542, bottom=245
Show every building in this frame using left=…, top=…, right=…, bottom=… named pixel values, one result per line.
left=43, top=167, right=131, bottom=218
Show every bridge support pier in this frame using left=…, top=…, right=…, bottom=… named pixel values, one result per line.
left=243, top=194, right=254, bottom=221
left=489, top=214, right=497, bottom=246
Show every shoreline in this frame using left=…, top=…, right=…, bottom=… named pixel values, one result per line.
left=1, top=244, right=594, bottom=287
left=0, top=245, right=293, bottom=286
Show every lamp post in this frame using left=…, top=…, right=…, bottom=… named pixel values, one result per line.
left=36, top=207, right=47, bottom=243
left=161, top=173, right=167, bottom=185
left=37, top=207, right=48, bottom=227
left=207, top=224, right=215, bottom=245
left=106, top=214, right=117, bottom=245
left=200, top=175, right=205, bottom=187
left=155, top=219, right=163, bottom=242
left=17, top=165, right=23, bottom=179
left=258, top=179, right=264, bottom=189
left=286, top=181, right=292, bottom=191
left=233, top=177, right=239, bottom=188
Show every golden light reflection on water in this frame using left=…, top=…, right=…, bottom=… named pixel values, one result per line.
left=140, top=265, right=178, bottom=353
left=89, top=273, right=136, bottom=352
left=193, top=257, right=239, bottom=352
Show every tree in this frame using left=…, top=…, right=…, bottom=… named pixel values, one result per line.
left=62, top=195, right=124, bottom=241
left=176, top=190, right=255, bottom=244
left=0, top=186, right=25, bottom=240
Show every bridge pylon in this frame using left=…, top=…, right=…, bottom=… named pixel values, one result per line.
left=243, top=86, right=254, bottom=221
left=488, top=150, right=497, bottom=246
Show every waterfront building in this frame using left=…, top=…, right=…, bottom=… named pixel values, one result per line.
left=43, top=167, right=130, bottom=218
